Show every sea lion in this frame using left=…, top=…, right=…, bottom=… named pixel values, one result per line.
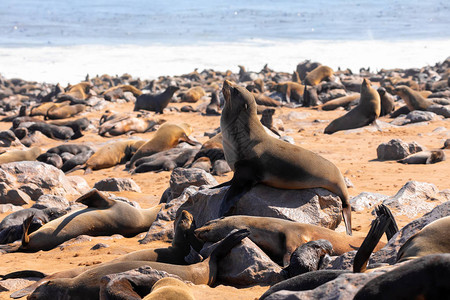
left=396, top=216, right=450, bottom=263
left=304, top=65, right=334, bottom=86
left=377, top=87, right=395, bottom=116
left=195, top=215, right=382, bottom=266
left=253, top=92, right=281, bottom=107
left=398, top=150, right=446, bottom=164
left=27, top=229, right=249, bottom=299
left=143, top=277, right=195, bottom=300
left=61, top=149, right=95, bottom=173
left=134, top=86, right=180, bottom=113
left=324, top=78, right=380, bottom=134
left=321, top=93, right=360, bottom=111
left=205, top=90, right=221, bottom=116
left=0, top=207, right=67, bottom=244
left=29, top=101, right=70, bottom=117
left=442, top=139, right=450, bottom=149
left=49, top=117, right=90, bottom=131
left=101, top=117, right=163, bottom=137
left=133, top=148, right=199, bottom=174
left=180, top=86, right=206, bottom=103
left=127, top=123, right=198, bottom=169
left=57, top=81, right=92, bottom=102
left=17, top=189, right=162, bottom=252
left=46, top=144, right=94, bottom=155
left=354, top=254, right=450, bottom=300
left=260, top=108, right=281, bottom=136
left=84, top=139, right=146, bottom=173
left=394, top=85, right=433, bottom=111
left=46, top=104, right=86, bottom=120
left=273, top=82, right=304, bottom=103
left=26, top=122, right=83, bottom=140
left=103, top=84, right=143, bottom=101
left=220, top=80, right=352, bottom=235
left=0, top=147, right=41, bottom=164
left=37, top=152, right=63, bottom=168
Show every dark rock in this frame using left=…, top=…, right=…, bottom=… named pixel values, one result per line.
left=93, top=178, right=141, bottom=193
left=169, top=167, right=218, bottom=199
left=32, top=194, right=70, bottom=210
left=376, top=139, right=424, bottom=160
left=427, top=104, right=450, bottom=118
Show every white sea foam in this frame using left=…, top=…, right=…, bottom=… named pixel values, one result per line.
left=0, top=39, right=449, bottom=84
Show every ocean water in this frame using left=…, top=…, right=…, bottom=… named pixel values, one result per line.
left=0, top=0, right=449, bottom=83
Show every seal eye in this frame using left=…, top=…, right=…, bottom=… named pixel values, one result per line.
left=244, top=104, right=248, bottom=110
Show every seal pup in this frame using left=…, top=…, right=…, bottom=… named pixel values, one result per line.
left=394, top=85, right=433, bottom=111
left=127, top=123, right=198, bottom=169
left=205, top=90, right=221, bottom=116
left=0, top=147, right=41, bottom=164
left=260, top=108, right=281, bottom=136
left=195, top=215, right=382, bottom=266
left=324, top=78, right=381, bottom=134
left=220, top=80, right=352, bottom=235
left=26, top=229, right=249, bottom=299
left=377, top=87, right=395, bottom=116
left=134, top=86, right=180, bottom=114
left=398, top=150, right=446, bottom=164
left=17, top=189, right=162, bottom=252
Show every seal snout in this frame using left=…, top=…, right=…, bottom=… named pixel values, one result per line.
left=222, top=80, right=233, bottom=102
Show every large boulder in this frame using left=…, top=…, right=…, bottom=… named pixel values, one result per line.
left=168, top=167, right=218, bottom=199
left=179, top=184, right=343, bottom=229
left=350, top=192, right=388, bottom=212
left=93, top=178, right=141, bottom=193
left=0, top=161, right=87, bottom=203
left=376, top=139, right=424, bottom=160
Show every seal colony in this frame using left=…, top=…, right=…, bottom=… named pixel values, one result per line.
left=0, top=57, right=449, bottom=300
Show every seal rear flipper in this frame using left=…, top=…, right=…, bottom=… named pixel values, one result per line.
left=75, top=188, right=116, bottom=209
left=9, top=280, right=47, bottom=299
left=375, top=204, right=398, bottom=241
left=209, top=228, right=250, bottom=261
left=353, top=208, right=392, bottom=273
left=342, top=206, right=352, bottom=236
left=21, top=214, right=34, bottom=247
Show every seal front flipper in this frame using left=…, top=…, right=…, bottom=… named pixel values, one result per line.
left=218, top=160, right=260, bottom=216
left=375, top=204, right=398, bottom=241
left=342, top=206, right=352, bottom=236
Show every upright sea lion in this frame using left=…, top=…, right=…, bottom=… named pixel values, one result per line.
left=84, top=139, right=146, bottom=173
left=195, top=215, right=383, bottom=266
left=377, top=87, right=395, bottom=116
left=27, top=229, right=249, bottom=299
left=304, top=65, right=334, bottom=86
left=260, top=108, right=281, bottom=136
left=324, top=78, right=381, bottom=134
left=220, top=80, right=352, bottom=235
left=18, top=189, right=162, bottom=252
left=394, top=85, right=433, bottom=111
left=398, top=150, right=446, bottom=164
left=0, top=147, right=41, bottom=164
left=134, top=86, right=180, bottom=113
left=127, top=123, right=198, bottom=169
left=205, top=90, right=221, bottom=116
left=46, top=104, right=86, bottom=120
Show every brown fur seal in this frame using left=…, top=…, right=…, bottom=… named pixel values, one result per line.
left=220, top=80, right=352, bottom=235
left=27, top=229, right=249, bottom=299
left=195, top=215, right=383, bottom=266
left=398, top=150, right=446, bottom=164
left=273, top=82, right=304, bottom=103
left=30, top=101, right=70, bottom=117
left=58, top=81, right=92, bottom=101
left=205, top=90, right=221, bottom=116
left=134, top=86, right=180, bottom=114
left=324, top=78, right=380, bottom=134
left=103, top=84, right=143, bottom=101
left=100, top=117, right=163, bottom=137
left=396, top=216, right=450, bottom=263
left=18, top=189, right=162, bottom=252
left=304, top=65, right=334, bottom=86
left=321, top=93, right=360, bottom=111
left=253, top=92, right=281, bottom=107
left=394, top=85, right=433, bottom=111
left=0, top=147, right=41, bottom=164
left=143, top=277, right=195, bottom=300
left=260, top=108, right=281, bottom=136
left=180, top=86, right=206, bottom=103
left=84, top=139, right=146, bottom=173
left=377, top=87, right=396, bottom=116
left=46, top=104, right=86, bottom=120
left=127, top=123, right=197, bottom=169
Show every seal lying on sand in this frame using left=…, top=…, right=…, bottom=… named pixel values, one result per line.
left=0, top=147, right=41, bottom=164
left=26, top=229, right=249, bottom=300
left=11, top=189, right=162, bottom=252
left=127, top=123, right=198, bottom=169
left=195, top=215, right=384, bottom=266
left=324, top=78, right=380, bottom=134
left=398, top=150, right=446, bottom=164
left=219, top=80, right=352, bottom=235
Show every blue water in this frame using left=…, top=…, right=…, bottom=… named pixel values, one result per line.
left=1, top=0, right=449, bottom=47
